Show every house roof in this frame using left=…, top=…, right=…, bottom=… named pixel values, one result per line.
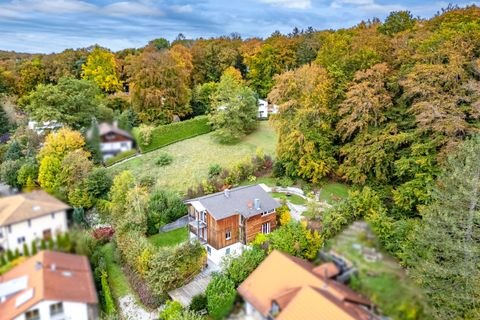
left=238, top=250, right=377, bottom=320
left=0, top=251, right=98, bottom=320
left=186, top=185, right=281, bottom=220
left=0, top=190, right=70, bottom=226
left=92, top=122, right=133, bottom=140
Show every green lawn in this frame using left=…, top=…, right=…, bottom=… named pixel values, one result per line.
left=100, top=243, right=132, bottom=298
left=149, top=227, right=189, bottom=248
left=109, top=122, right=277, bottom=193
left=329, top=227, right=425, bottom=319
left=319, top=182, right=350, bottom=204
left=271, top=192, right=307, bottom=205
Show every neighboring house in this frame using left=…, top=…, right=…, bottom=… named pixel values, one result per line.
left=238, top=250, right=380, bottom=320
left=88, top=122, right=135, bottom=160
left=186, top=185, right=280, bottom=265
left=0, top=250, right=98, bottom=320
left=0, top=191, right=70, bottom=253
left=27, top=120, right=62, bottom=135
left=258, top=99, right=279, bottom=119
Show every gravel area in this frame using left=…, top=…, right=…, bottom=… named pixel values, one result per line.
left=118, top=295, right=160, bottom=320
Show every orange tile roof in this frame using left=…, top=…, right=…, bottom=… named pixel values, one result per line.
left=238, top=250, right=377, bottom=320
left=0, top=190, right=70, bottom=225
left=312, top=262, right=340, bottom=279
left=0, top=251, right=98, bottom=320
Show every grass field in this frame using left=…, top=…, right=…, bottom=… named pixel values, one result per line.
left=319, top=182, right=350, bottom=204
left=149, top=228, right=188, bottom=248
left=100, top=243, right=132, bottom=298
left=329, top=225, right=425, bottom=319
left=271, top=192, right=307, bottom=205
left=109, top=122, right=277, bottom=193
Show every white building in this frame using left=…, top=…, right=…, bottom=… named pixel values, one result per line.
left=27, top=120, right=63, bottom=135
left=0, top=191, right=70, bottom=254
left=258, top=99, right=279, bottom=119
left=88, top=122, right=135, bottom=160
left=0, top=251, right=98, bottom=320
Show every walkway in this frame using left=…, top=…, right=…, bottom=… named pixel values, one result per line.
left=168, top=260, right=219, bottom=306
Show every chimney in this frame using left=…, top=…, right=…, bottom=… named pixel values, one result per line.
left=224, top=189, right=230, bottom=198
left=254, top=198, right=261, bottom=210
left=35, top=261, right=42, bottom=271
left=50, top=263, right=56, bottom=271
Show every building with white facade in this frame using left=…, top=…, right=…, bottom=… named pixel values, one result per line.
left=27, top=120, right=63, bottom=135
left=258, top=99, right=279, bottom=119
left=0, top=251, right=98, bottom=320
left=0, top=191, right=70, bottom=254
left=88, top=122, right=135, bottom=161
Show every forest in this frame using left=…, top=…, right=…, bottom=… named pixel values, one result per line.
left=1, top=5, right=480, bottom=319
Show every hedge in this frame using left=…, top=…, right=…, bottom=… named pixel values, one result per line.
left=133, top=116, right=211, bottom=153
left=100, top=270, right=116, bottom=315
left=104, top=149, right=137, bottom=167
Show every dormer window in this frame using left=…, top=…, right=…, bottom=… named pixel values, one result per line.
left=270, top=301, right=281, bottom=317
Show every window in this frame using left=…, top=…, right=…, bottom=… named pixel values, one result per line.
left=207, top=246, right=211, bottom=256
left=50, top=302, right=64, bottom=316
left=225, top=229, right=231, bottom=240
left=0, top=230, right=3, bottom=238
left=262, top=222, right=271, bottom=234
left=8, top=225, right=11, bottom=233
left=28, top=219, right=31, bottom=227
left=17, top=236, right=25, bottom=244
left=226, top=248, right=231, bottom=255
left=120, top=142, right=128, bottom=148
left=51, top=212, right=55, bottom=219
left=25, top=309, right=40, bottom=320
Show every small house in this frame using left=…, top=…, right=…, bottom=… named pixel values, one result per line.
left=0, top=190, right=70, bottom=254
left=90, top=122, right=135, bottom=161
left=258, top=99, right=279, bottom=119
left=186, top=185, right=280, bottom=265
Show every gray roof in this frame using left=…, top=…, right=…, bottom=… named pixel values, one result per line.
left=187, top=184, right=281, bottom=220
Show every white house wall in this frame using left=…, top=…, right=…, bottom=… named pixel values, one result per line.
left=100, top=141, right=133, bottom=159
left=0, top=210, right=68, bottom=253
left=14, top=300, right=91, bottom=320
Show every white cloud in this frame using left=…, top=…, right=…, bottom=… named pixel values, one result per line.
left=330, top=0, right=404, bottom=13
left=260, top=0, right=311, bottom=10
left=170, top=4, right=193, bottom=13
left=104, top=1, right=163, bottom=16
left=0, top=0, right=96, bottom=15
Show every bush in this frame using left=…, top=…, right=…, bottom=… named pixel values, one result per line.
left=104, top=149, right=137, bottom=166
left=208, top=164, right=222, bottom=178
left=147, top=189, right=186, bottom=235
left=138, top=124, right=154, bottom=146
left=92, top=227, right=115, bottom=244
left=156, top=153, right=173, bottom=166
left=133, top=116, right=211, bottom=153
left=224, top=247, right=266, bottom=287
left=189, top=294, right=207, bottom=312
left=100, top=270, right=116, bottom=315
left=206, top=274, right=236, bottom=320
left=160, top=300, right=183, bottom=320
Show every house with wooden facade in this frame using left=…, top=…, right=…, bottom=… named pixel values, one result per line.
left=186, top=184, right=280, bottom=265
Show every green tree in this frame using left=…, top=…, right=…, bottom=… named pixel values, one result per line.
left=3, top=140, right=22, bottom=161
left=38, top=156, right=62, bottom=194
left=269, top=64, right=336, bottom=183
left=206, top=274, right=236, bottom=320
left=109, top=170, right=135, bottom=220
left=87, top=118, right=102, bottom=164
left=147, top=189, right=186, bottom=235
left=22, top=243, right=30, bottom=256
left=209, top=70, right=258, bottom=143
left=86, top=168, right=112, bottom=201
left=0, top=105, right=10, bottom=135
left=409, top=136, right=480, bottom=319
left=378, top=11, right=416, bottom=36
left=16, top=159, right=38, bottom=190
left=82, top=46, right=122, bottom=92
left=38, top=128, right=87, bottom=160
left=224, top=247, right=266, bottom=286
left=0, top=159, right=22, bottom=188
left=191, top=82, right=217, bottom=116
left=21, top=77, right=103, bottom=129
left=31, top=240, right=38, bottom=255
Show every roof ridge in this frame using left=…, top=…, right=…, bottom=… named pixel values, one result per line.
left=187, top=184, right=261, bottom=201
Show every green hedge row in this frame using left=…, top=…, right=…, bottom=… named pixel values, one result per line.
left=134, top=116, right=211, bottom=153
left=100, top=270, right=116, bottom=315
left=104, top=149, right=137, bottom=167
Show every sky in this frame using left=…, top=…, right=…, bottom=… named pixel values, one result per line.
left=0, top=0, right=478, bottom=53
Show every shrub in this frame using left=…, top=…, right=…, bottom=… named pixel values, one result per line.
left=208, top=164, right=222, bottom=178
left=86, top=168, right=113, bottom=201
left=92, top=227, right=115, bottom=244
left=138, top=124, right=154, bottom=146
left=22, top=243, right=30, bottom=257
left=104, top=149, right=137, bottom=166
left=160, top=300, right=183, bottom=320
left=206, top=274, right=236, bottom=320
left=156, top=153, right=173, bottom=166
left=189, top=293, right=207, bottom=312
left=147, top=189, right=186, bottom=235
left=133, top=116, right=211, bottom=153
left=30, top=240, right=38, bottom=255
left=277, top=205, right=292, bottom=226
left=277, top=176, right=294, bottom=187
left=224, top=247, right=266, bottom=287
left=100, top=270, right=116, bottom=315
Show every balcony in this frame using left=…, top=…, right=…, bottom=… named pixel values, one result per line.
left=188, top=219, right=207, bottom=230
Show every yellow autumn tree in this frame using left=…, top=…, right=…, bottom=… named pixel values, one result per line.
left=82, top=46, right=122, bottom=92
